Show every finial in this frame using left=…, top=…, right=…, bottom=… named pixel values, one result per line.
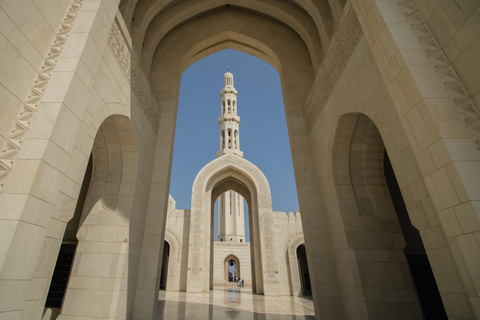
left=227, top=65, right=229, bottom=72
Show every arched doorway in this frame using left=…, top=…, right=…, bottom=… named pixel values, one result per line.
left=332, top=113, right=448, bottom=319
left=44, top=156, right=93, bottom=316
left=224, top=255, right=240, bottom=283
left=383, top=151, right=447, bottom=319
left=159, top=241, right=170, bottom=290
left=296, top=244, right=311, bottom=296
left=56, top=114, right=139, bottom=319
left=187, top=154, right=278, bottom=295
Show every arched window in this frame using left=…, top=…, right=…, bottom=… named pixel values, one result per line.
left=234, top=130, right=238, bottom=149
left=221, top=130, right=225, bottom=148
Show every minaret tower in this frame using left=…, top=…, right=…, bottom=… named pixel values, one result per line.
left=217, top=69, right=245, bottom=243
left=217, top=68, right=243, bottom=158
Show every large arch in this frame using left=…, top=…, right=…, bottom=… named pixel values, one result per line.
left=331, top=112, right=450, bottom=319
left=56, top=113, right=140, bottom=319
left=187, top=154, right=278, bottom=295
left=145, top=6, right=318, bottom=298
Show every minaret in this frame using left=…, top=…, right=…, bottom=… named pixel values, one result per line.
left=217, top=69, right=246, bottom=243
left=216, top=68, right=243, bottom=158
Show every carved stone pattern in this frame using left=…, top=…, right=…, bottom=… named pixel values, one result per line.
left=190, top=209, right=203, bottom=275
left=191, top=155, right=271, bottom=209
left=191, top=232, right=201, bottom=275
left=264, top=234, right=273, bottom=251
left=0, top=0, right=84, bottom=192
left=107, top=21, right=160, bottom=132
left=357, top=199, right=374, bottom=216
left=262, top=210, right=273, bottom=232
left=203, top=205, right=209, bottom=275
left=304, top=9, right=364, bottom=132
left=285, top=232, right=304, bottom=256
left=102, top=194, right=116, bottom=210
left=397, top=0, right=480, bottom=150
left=265, top=252, right=275, bottom=278
left=165, top=230, right=181, bottom=262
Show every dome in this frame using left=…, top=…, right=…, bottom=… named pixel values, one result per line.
left=223, top=68, right=234, bottom=87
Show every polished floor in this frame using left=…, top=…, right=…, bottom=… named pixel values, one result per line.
left=157, top=286, right=315, bottom=319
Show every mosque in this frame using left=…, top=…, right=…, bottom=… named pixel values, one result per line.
left=161, top=70, right=307, bottom=295
left=0, top=0, right=480, bottom=319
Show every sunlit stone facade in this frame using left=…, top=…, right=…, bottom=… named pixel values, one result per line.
left=0, top=0, right=479, bottom=319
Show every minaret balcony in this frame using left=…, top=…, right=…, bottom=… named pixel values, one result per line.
left=219, top=88, right=237, bottom=95
left=216, top=149, right=243, bottom=158
left=218, top=115, right=240, bottom=123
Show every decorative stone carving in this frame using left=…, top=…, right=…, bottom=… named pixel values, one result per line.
left=191, top=154, right=272, bottom=209
left=107, top=21, right=160, bottom=132
left=357, top=199, right=374, bottom=216
left=397, top=0, right=480, bottom=150
left=165, top=230, right=182, bottom=262
left=304, top=9, right=363, bottom=132
left=102, top=194, right=116, bottom=210
left=0, top=0, right=84, bottom=192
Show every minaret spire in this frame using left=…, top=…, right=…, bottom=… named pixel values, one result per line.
left=217, top=69, right=243, bottom=158
left=217, top=70, right=246, bottom=243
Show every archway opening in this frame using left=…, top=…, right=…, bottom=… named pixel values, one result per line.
left=213, top=190, right=252, bottom=288
left=170, top=49, right=299, bottom=296
left=159, top=241, right=170, bottom=290
left=44, top=156, right=92, bottom=315
left=44, top=115, right=139, bottom=319
left=333, top=114, right=448, bottom=318
left=210, top=177, right=256, bottom=291
left=169, top=50, right=298, bottom=217
left=383, top=152, right=447, bottom=319
left=296, top=244, right=311, bottom=296
left=223, top=255, right=241, bottom=283
left=228, top=259, right=236, bottom=282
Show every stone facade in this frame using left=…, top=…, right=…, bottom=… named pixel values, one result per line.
left=0, top=0, right=479, bottom=319
left=164, top=195, right=305, bottom=294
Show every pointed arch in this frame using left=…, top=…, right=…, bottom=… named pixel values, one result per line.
left=224, top=254, right=241, bottom=282
left=286, top=233, right=305, bottom=296
left=187, top=154, right=277, bottom=295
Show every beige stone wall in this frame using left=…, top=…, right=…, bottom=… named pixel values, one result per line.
left=411, top=0, right=480, bottom=106
left=164, top=196, right=190, bottom=292
left=0, top=0, right=68, bottom=148
left=271, top=211, right=304, bottom=296
left=0, top=2, right=170, bottom=319
left=302, top=1, right=480, bottom=317
left=165, top=196, right=305, bottom=296
left=212, top=242, right=252, bottom=287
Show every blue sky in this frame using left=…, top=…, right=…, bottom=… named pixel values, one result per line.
left=169, top=49, right=299, bottom=240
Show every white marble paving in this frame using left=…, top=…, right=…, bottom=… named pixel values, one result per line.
left=157, top=286, right=315, bottom=320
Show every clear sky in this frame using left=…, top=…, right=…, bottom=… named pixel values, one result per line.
left=169, top=49, right=299, bottom=240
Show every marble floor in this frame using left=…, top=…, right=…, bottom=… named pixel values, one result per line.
left=157, top=286, right=315, bottom=319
